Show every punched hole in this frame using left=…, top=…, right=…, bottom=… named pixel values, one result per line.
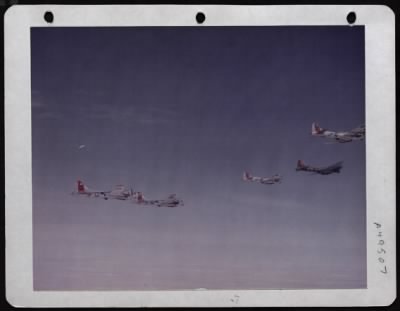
left=347, top=11, right=356, bottom=25
left=196, top=12, right=206, bottom=24
left=44, top=11, right=54, bottom=23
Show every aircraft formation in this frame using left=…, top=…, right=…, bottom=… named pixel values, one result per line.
left=295, top=160, right=343, bottom=175
left=243, top=122, right=363, bottom=185
left=72, top=122, right=364, bottom=206
left=71, top=180, right=184, bottom=208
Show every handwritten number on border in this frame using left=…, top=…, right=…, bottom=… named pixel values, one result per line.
left=374, top=222, right=388, bottom=274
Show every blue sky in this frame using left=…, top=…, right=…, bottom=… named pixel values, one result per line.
left=32, top=26, right=366, bottom=290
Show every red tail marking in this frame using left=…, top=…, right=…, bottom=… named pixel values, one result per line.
left=314, top=123, right=324, bottom=134
left=77, top=180, right=85, bottom=193
left=297, top=160, right=305, bottom=168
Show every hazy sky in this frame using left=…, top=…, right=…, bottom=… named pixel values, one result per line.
left=31, top=26, right=366, bottom=290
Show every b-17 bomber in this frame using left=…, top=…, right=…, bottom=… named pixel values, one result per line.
left=242, top=171, right=282, bottom=185
left=312, top=122, right=365, bottom=143
left=296, top=160, right=343, bottom=175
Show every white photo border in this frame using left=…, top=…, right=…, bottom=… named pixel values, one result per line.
left=5, top=4, right=396, bottom=307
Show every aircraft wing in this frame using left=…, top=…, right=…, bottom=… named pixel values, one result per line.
left=83, top=190, right=111, bottom=198
left=93, top=190, right=111, bottom=194
left=322, top=161, right=343, bottom=171
left=350, top=125, right=365, bottom=133
left=335, top=136, right=353, bottom=143
left=260, top=178, right=274, bottom=184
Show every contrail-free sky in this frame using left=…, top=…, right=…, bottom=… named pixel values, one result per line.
left=32, top=26, right=366, bottom=290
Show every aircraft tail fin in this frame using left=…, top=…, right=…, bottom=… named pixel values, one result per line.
left=297, top=160, right=306, bottom=170
left=312, top=122, right=324, bottom=135
left=243, top=171, right=252, bottom=181
left=77, top=180, right=87, bottom=193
